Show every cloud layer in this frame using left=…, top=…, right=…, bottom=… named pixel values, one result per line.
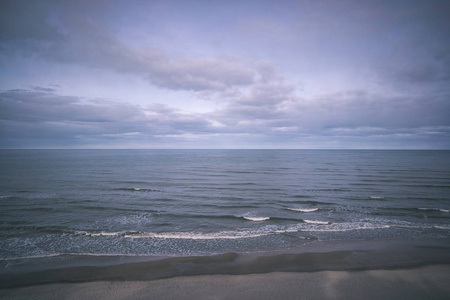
left=1, top=0, right=449, bottom=148
left=2, top=87, right=449, bottom=149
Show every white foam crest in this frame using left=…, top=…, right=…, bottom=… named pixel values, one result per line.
left=418, top=208, right=450, bottom=213
left=303, top=220, right=329, bottom=225
left=434, top=225, right=450, bottom=230
left=288, top=208, right=319, bottom=212
left=369, top=196, right=384, bottom=199
left=89, top=232, right=122, bottom=237
left=242, top=216, right=270, bottom=221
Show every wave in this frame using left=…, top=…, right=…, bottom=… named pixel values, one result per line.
left=200, top=204, right=259, bottom=209
left=288, top=208, right=319, bottom=212
left=21, top=207, right=55, bottom=212
left=0, top=225, right=69, bottom=234
left=241, top=216, right=270, bottom=221
left=125, top=231, right=266, bottom=239
left=369, top=196, right=385, bottom=199
left=74, top=219, right=419, bottom=240
left=303, top=220, right=330, bottom=225
left=285, top=200, right=336, bottom=206
left=306, top=188, right=351, bottom=192
left=76, top=231, right=123, bottom=237
left=75, top=230, right=272, bottom=240
left=434, top=225, right=450, bottom=230
left=114, top=188, right=162, bottom=192
left=75, top=226, right=309, bottom=240
left=292, top=195, right=314, bottom=198
left=301, top=223, right=390, bottom=232
left=151, top=212, right=300, bottom=223
left=418, top=208, right=450, bottom=213
left=404, top=184, right=450, bottom=189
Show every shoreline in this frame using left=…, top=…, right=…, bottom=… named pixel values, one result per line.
left=1, top=237, right=450, bottom=289
left=1, top=265, right=450, bottom=300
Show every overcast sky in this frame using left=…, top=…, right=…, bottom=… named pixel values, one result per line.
left=1, top=0, right=449, bottom=149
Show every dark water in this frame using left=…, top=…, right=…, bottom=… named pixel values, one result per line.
left=1, top=150, right=449, bottom=260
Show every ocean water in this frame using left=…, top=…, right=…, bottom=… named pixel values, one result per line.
left=0, top=150, right=449, bottom=261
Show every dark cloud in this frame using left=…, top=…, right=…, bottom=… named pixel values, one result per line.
left=0, top=0, right=61, bottom=42
left=372, top=1, right=450, bottom=88
left=211, top=87, right=450, bottom=136
left=0, top=88, right=215, bottom=147
left=30, top=86, right=57, bottom=92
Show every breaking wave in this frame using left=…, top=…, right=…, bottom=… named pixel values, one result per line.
left=288, top=208, right=319, bottom=212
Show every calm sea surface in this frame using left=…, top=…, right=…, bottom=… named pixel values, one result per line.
left=1, top=150, right=449, bottom=259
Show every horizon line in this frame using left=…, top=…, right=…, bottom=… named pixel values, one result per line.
left=1, top=148, right=449, bottom=151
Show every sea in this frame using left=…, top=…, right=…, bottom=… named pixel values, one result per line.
left=1, top=149, right=450, bottom=271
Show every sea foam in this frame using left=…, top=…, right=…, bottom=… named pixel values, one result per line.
left=124, top=231, right=266, bottom=239
left=288, top=208, right=319, bottom=212
left=242, top=216, right=270, bottom=221
left=418, top=208, right=450, bottom=213
left=303, top=220, right=329, bottom=225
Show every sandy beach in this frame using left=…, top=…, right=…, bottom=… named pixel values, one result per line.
left=1, top=265, right=449, bottom=300
left=1, top=238, right=450, bottom=299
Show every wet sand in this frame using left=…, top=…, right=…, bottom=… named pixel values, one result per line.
left=2, top=238, right=450, bottom=299
left=1, top=265, right=449, bottom=300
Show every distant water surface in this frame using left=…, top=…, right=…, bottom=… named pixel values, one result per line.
left=0, top=150, right=449, bottom=260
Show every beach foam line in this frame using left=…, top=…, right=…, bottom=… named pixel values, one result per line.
left=0, top=253, right=65, bottom=261
left=288, top=208, right=319, bottom=212
left=0, top=252, right=156, bottom=261
left=75, top=226, right=306, bottom=240
left=302, top=224, right=390, bottom=232
left=124, top=231, right=267, bottom=239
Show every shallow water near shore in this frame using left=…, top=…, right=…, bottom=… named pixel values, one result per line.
left=1, top=150, right=449, bottom=276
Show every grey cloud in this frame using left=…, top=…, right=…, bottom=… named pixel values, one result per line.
left=30, top=86, right=58, bottom=92
left=211, top=81, right=296, bottom=127
left=288, top=91, right=450, bottom=129
left=211, top=86, right=450, bottom=136
left=1, top=87, right=449, bottom=149
left=145, top=104, right=212, bottom=134
left=0, top=89, right=141, bottom=123
left=146, top=57, right=255, bottom=91
left=389, top=57, right=450, bottom=85
left=365, top=1, right=450, bottom=89
left=1, top=4, right=257, bottom=92
left=0, top=88, right=215, bottom=147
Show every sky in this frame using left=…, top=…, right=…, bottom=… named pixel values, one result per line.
left=1, top=0, right=449, bottom=149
